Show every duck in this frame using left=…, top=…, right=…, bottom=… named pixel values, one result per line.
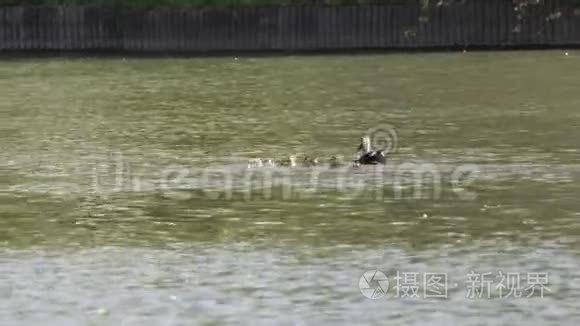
left=277, top=155, right=297, bottom=167
left=303, top=156, right=319, bottom=167
left=248, top=155, right=297, bottom=168
left=247, top=158, right=264, bottom=168
left=329, top=155, right=344, bottom=168
left=263, top=159, right=276, bottom=167
left=354, top=136, right=386, bottom=165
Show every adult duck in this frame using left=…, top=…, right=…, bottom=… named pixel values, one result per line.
left=354, top=136, right=386, bottom=165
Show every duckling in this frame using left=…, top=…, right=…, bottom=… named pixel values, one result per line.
left=247, top=158, right=263, bottom=168
left=329, top=155, right=344, bottom=168
left=303, top=156, right=319, bottom=167
left=263, top=159, right=276, bottom=167
left=278, top=155, right=297, bottom=168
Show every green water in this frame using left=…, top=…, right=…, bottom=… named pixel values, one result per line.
left=1, top=51, right=580, bottom=325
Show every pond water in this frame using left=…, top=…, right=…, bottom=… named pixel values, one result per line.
left=1, top=51, right=580, bottom=325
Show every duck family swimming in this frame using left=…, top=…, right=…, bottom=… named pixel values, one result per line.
left=247, top=136, right=387, bottom=168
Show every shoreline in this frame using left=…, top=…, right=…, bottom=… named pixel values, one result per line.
left=1, top=44, right=579, bottom=59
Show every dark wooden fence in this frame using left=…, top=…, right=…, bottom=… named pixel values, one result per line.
left=1, top=1, right=580, bottom=53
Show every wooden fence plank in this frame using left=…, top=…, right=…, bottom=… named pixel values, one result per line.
left=1, top=3, right=580, bottom=53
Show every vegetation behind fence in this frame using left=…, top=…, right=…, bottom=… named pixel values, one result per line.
left=1, top=0, right=579, bottom=53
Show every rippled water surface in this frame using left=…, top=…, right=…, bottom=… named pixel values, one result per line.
left=1, top=51, right=580, bottom=325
